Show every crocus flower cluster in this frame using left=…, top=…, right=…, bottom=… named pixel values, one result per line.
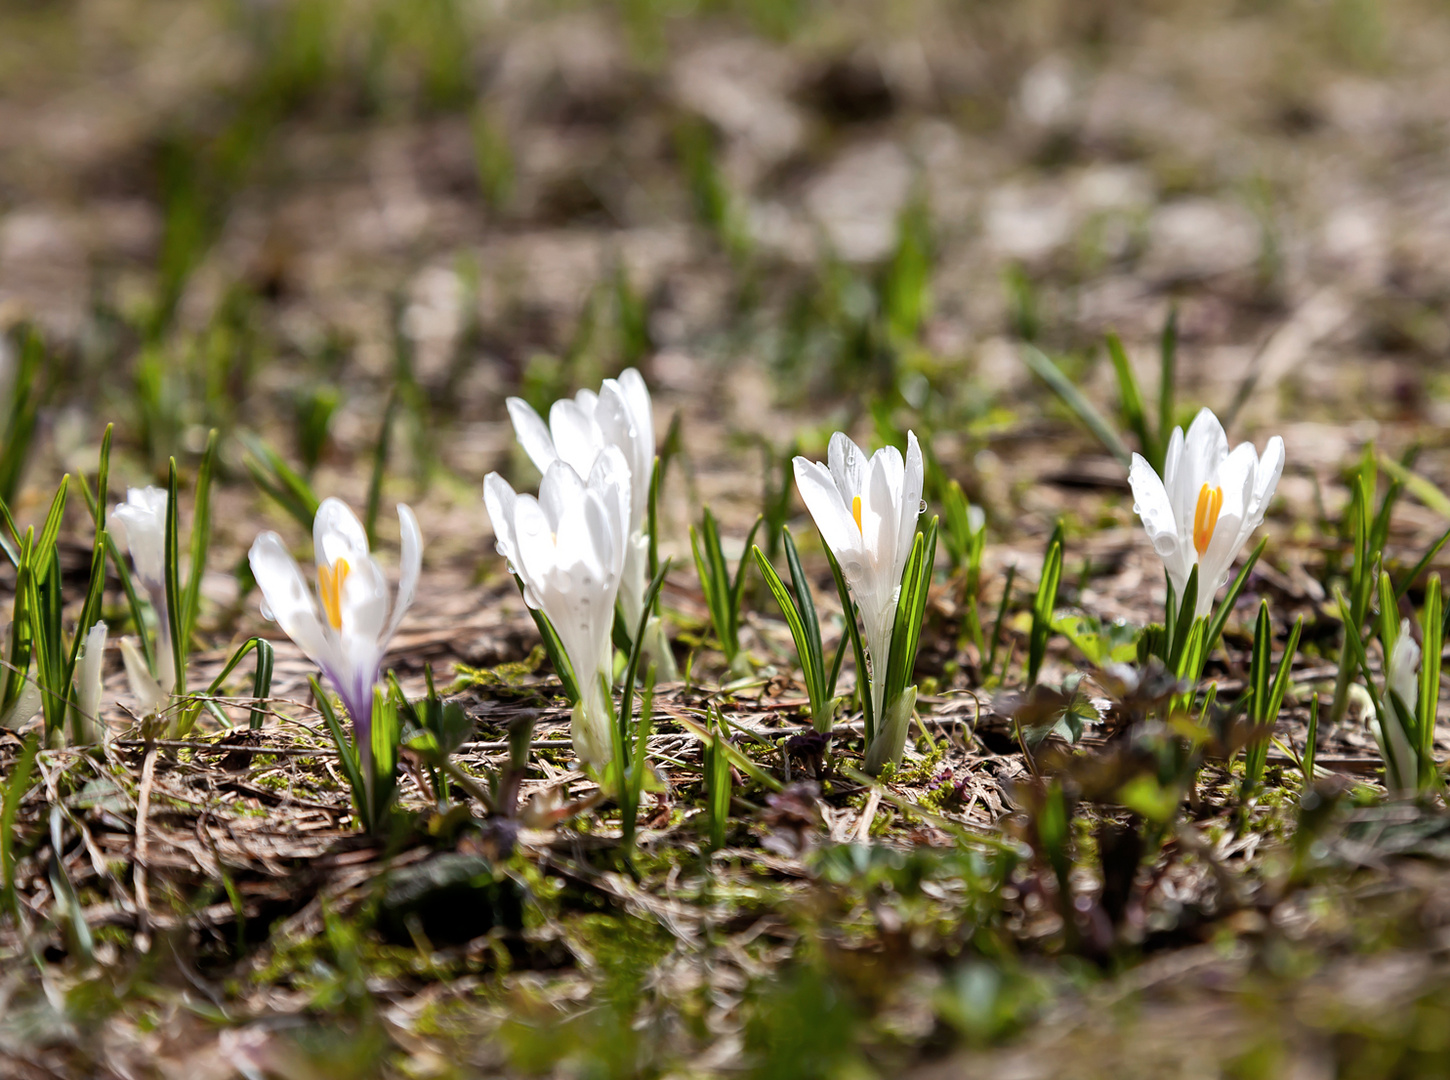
left=484, top=450, right=631, bottom=766
left=240, top=371, right=1289, bottom=785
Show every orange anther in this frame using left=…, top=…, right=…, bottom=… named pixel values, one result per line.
left=318, top=558, right=350, bottom=630
left=1193, top=484, right=1223, bottom=557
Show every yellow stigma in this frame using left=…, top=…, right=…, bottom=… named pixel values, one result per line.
left=852, top=495, right=863, bottom=533
left=1193, top=484, right=1223, bottom=558
left=318, top=558, right=350, bottom=630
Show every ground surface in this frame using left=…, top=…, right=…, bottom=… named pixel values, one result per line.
left=4, top=1, right=1450, bottom=1077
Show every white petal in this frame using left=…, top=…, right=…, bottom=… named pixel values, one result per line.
left=539, top=460, right=590, bottom=533
left=75, top=620, right=108, bottom=742
left=1388, top=619, right=1421, bottom=708
left=864, top=446, right=902, bottom=590
left=506, top=397, right=560, bottom=474
left=897, top=431, right=925, bottom=570
left=384, top=504, right=423, bottom=643
left=1246, top=435, right=1285, bottom=529
left=549, top=398, right=602, bottom=477
left=121, top=637, right=166, bottom=717
left=483, top=472, right=521, bottom=565
left=793, top=457, right=862, bottom=567
left=589, top=445, right=633, bottom=558
left=827, top=432, right=868, bottom=501
left=596, top=381, right=650, bottom=529
left=248, top=532, right=336, bottom=671
left=615, top=367, right=654, bottom=454
left=313, top=497, right=369, bottom=569
left=1172, top=408, right=1230, bottom=530
left=1128, top=454, right=1179, bottom=556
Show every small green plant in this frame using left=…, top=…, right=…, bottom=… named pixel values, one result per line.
left=1027, top=523, right=1064, bottom=685
left=1239, top=600, right=1304, bottom=805
left=0, top=324, right=45, bottom=508
left=1339, top=571, right=1444, bottom=797
left=316, top=678, right=400, bottom=835
left=941, top=479, right=987, bottom=652
left=244, top=434, right=321, bottom=533
left=1328, top=449, right=1401, bottom=727
left=752, top=528, right=848, bottom=734
left=701, top=706, right=732, bottom=852
left=690, top=508, right=762, bottom=676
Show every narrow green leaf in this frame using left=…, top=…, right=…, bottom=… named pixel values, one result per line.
left=753, top=543, right=829, bottom=729
left=515, top=576, right=579, bottom=703
left=183, top=428, right=219, bottom=648
left=165, top=459, right=186, bottom=696
left=1106, top=331, right=1156, bottom=466
left=1158, top=306, right=1177, bottom=447
left=1203, top=538, right=1267, bottom=659
left=312, top=676, right=367, bottom=830
left=1020, top=345, right=1132, bottom=465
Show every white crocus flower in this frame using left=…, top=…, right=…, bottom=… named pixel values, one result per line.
left=1128, top=408, right=1284, bottom=621
left=793, top=431, right=925, bottom=726
left=484, top=449, right=631, bottom=766
left=1380, top=619, right=1420, bottom=793
left=110, top=486, right=176, bottom=696
left=505, top=370, right=664, bottom=646
left=249, top=498, right=422, bottom=769
left=69, top=621, right=108, bottom=746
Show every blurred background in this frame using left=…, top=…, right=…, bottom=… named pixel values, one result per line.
left=2, top=0, right=1449, bottom=563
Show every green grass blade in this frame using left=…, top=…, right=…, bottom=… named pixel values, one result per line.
left=1378, top=454, right=1450, bottom=521
left=1396, top=525, right=1450, bottom=600
left=1158, top=306, right=1178, bottom=447
left=753, top=543, right=828, bottom=727
left=1203, top=538, right=1267, bottom=659
left=1028, top=524, right=1064, bottom=684
left=165, top=459, right=186, bottom=696
left=1418, top=575, right=1442, bottom=786
left=364, top=391, right=397, bottom=548
left=728, top=515, right=764, bottom=646
left=986, top=564, right=1017, bottom=684
left=1021, top=345, right=1132, bottom=466
left=183, top=428, right=219, bottom=649
left=514, top=576, right=579, bottom=703
left=312, top=676, right=367, bottom=830
left=619, top=559, right=671, bottom=748
left=1106, top=331, right=1156, bottom=466
left=781, top=527, right=826, bottom=704
left=1, top=733, right=39, bottom=915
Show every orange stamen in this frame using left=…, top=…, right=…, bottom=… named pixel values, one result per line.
left=318, top=558, right=350, bottom=630
left=852, top=495, right=863, bottom=533
left=1193, top=484, right=1223, bottom=557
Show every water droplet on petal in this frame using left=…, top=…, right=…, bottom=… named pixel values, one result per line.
left=260, top=601, right=275, bottom=621
left=843, top=560, right=865, bottom=579
left=918, top=499, right=927, bottom=514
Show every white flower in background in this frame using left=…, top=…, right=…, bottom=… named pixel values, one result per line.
left=249, top=498, right=421, bottom=764
left=1380, top=619, right=1420, bottom=792
left=1128, top=408, right=1284, bottom=620
left=484, top=449, right=631, bottom=766
left=69, top=621, right=108, bottom=746
left=506, top=369, right=655, bottom=629
left=110, top=486, right=175, bottom=694
left=793, top=431, right=925, bottom=725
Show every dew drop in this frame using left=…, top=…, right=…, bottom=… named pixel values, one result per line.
left=918, top=499, right=928, bottom=514
left=843, top=560, right=865, bottom=579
